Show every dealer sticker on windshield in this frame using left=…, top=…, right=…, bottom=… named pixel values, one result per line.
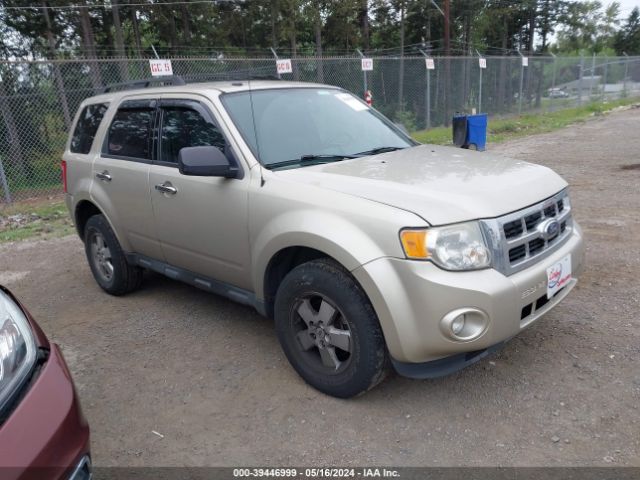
left=335, top=92, right=369, bottom=111
left=546, top=254, right=572, bottom=299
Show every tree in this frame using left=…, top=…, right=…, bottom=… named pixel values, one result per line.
left=614, top=7, right=640, bottom=54
left=78, top=2, right=103, bottom=88
left=538, top=0, right=564, bottom=52
left=111, top=0, right=128, bottom=81
left=555, top=1, right=621, bottom=53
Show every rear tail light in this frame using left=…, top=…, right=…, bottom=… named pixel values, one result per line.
left=61, top=160, right=68, bottom=193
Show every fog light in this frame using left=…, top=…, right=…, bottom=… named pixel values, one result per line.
left=451, top=314, right=465, bottom=335
left=440, top=308, right=489, bottom=341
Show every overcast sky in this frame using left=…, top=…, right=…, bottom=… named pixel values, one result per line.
left=617, top=0, right=640, bottom=17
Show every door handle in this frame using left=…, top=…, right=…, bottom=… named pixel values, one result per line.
left=95, top=171, right=112, bottom=182
left=155, top=182, right=177, bottom=195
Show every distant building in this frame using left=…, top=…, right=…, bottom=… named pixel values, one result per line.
left=555, top=75, right=602, bottom=93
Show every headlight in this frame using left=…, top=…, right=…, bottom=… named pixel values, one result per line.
left=0, top=290, right=37, bottom=412
left=400, top=222, right=491, bottom=270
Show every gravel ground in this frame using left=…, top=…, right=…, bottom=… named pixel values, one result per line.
left=1, top=108, right=639, bottom=467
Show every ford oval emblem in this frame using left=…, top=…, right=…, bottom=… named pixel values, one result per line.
left=538, top=218, right=560, bottom=240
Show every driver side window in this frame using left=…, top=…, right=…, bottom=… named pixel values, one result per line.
left=160, top=106, right=226, bottom=164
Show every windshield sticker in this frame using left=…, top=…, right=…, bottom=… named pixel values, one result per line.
left=335, top=92, right=369, bottom=111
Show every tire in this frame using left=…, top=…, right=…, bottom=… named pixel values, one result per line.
left=84, top=214, right=143, bottom=296
left=274, top=258, right=388, bottom=398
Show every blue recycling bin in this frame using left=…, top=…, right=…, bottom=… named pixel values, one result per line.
left=452, top=113, right=487, bottom=151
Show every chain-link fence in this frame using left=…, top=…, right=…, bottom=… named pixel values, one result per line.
left=1, top=54, right=639, bottom=204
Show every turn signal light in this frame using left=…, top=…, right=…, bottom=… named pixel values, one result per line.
left=400, top=230, right=429, bottom=259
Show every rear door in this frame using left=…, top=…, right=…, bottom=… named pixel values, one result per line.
left=148, top=96, right=252, bottom=290
left=91, top=98, right=163, bottom=259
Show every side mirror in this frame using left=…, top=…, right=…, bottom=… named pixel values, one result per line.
left=178, top=146, right=238, bottom=178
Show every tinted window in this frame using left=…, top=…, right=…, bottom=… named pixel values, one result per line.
left=160, top=107, right=226, bottom=164
left=70, top=103, right=108, bottom=154
left=106, top=107, right=154, bottom=159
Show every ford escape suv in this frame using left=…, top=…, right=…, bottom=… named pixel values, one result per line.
left=63, top=78, right=584, bottom=398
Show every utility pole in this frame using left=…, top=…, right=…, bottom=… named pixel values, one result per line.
left=443, top=0, right=451, bottom=126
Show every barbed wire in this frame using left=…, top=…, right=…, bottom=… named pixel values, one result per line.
left=0, top=0, right=241, bottom=11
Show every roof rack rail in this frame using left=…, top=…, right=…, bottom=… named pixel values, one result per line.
left=99, top=75, right=186, bottom=93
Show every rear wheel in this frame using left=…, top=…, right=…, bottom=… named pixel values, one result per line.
left=84, top=214, right=143, bottom=296
left=274, top=258, right=388, bottom=398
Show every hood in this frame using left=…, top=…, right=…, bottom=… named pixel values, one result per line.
left=275, top=144, right=568, bottom=225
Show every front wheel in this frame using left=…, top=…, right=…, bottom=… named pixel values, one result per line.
left=274, top=259, right=388, bottom=398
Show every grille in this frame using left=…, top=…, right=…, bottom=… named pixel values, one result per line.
left=509, top=244, right=526, bottom=262
left=528, top=238, right=545, bottom=255
left=480, top=190, right=573, bottom=276
left=524, top=212, right=542, bottom=230
left=504, top=220, right=523, bottom=239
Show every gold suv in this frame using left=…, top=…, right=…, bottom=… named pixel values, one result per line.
left=63, top=78, right=584, bottom=397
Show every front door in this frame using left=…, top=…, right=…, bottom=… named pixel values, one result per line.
left=148, top=98, right=252, bottom=290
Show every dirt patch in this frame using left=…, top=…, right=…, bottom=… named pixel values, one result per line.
left=1, top=110, right=639, bottom=467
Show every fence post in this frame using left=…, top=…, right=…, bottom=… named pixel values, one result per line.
left=270, top=47, right=281, bottom=79
left=476, top=50, right=483, bottom=114
left=590, top=52, right=596, bottom=98
left=356, top=49, right=367, bottom=96
left=577, top=56, right=584, bottom=107
left=549, top=52, right=557, bottom=112
left=602, top=57, right=608, bottom=101
left=419, top=49, right=431, bottom=129
left=623, top=52, right=629, bottom=97
left=0, top=156, right=11, bottom=204
left=517, top=49, right=525, bottom=115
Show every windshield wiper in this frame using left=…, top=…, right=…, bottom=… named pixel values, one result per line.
left=353, top=146, right=407, bottom=157
left=268, top=154, right=357, bottom=170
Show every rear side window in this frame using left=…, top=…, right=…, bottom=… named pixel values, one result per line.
left=70, top=103, right=108, bottom=154
left=106, top=104, right=155, bottom=160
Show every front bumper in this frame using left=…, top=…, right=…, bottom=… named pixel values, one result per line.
left=0, top=344, right=91, bottom=480
left=352, top=222, right=585, bottom=367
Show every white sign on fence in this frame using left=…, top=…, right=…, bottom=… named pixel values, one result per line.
left=361, top=58, right=374, bottom=71
left=425, top=58, right=435, bottom=70
left=479, top=57, right=487, bottom=69
left=149, top=59, right=173, bottom=76
left=522, top=56, right=529, bottom=67
left=276, top=58, right=293, bottom=74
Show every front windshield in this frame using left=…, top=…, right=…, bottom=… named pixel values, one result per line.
left=221, top=87, right=414, bottom=168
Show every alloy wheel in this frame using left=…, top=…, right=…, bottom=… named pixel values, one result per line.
left=89, top=231, right=114, bottom=283
left=289, top=293, right=353, bottom=374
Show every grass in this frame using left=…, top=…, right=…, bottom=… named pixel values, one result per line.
left=0, top=197, right=75, bottom=243
left=411, top=97, right=640, bottom=145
